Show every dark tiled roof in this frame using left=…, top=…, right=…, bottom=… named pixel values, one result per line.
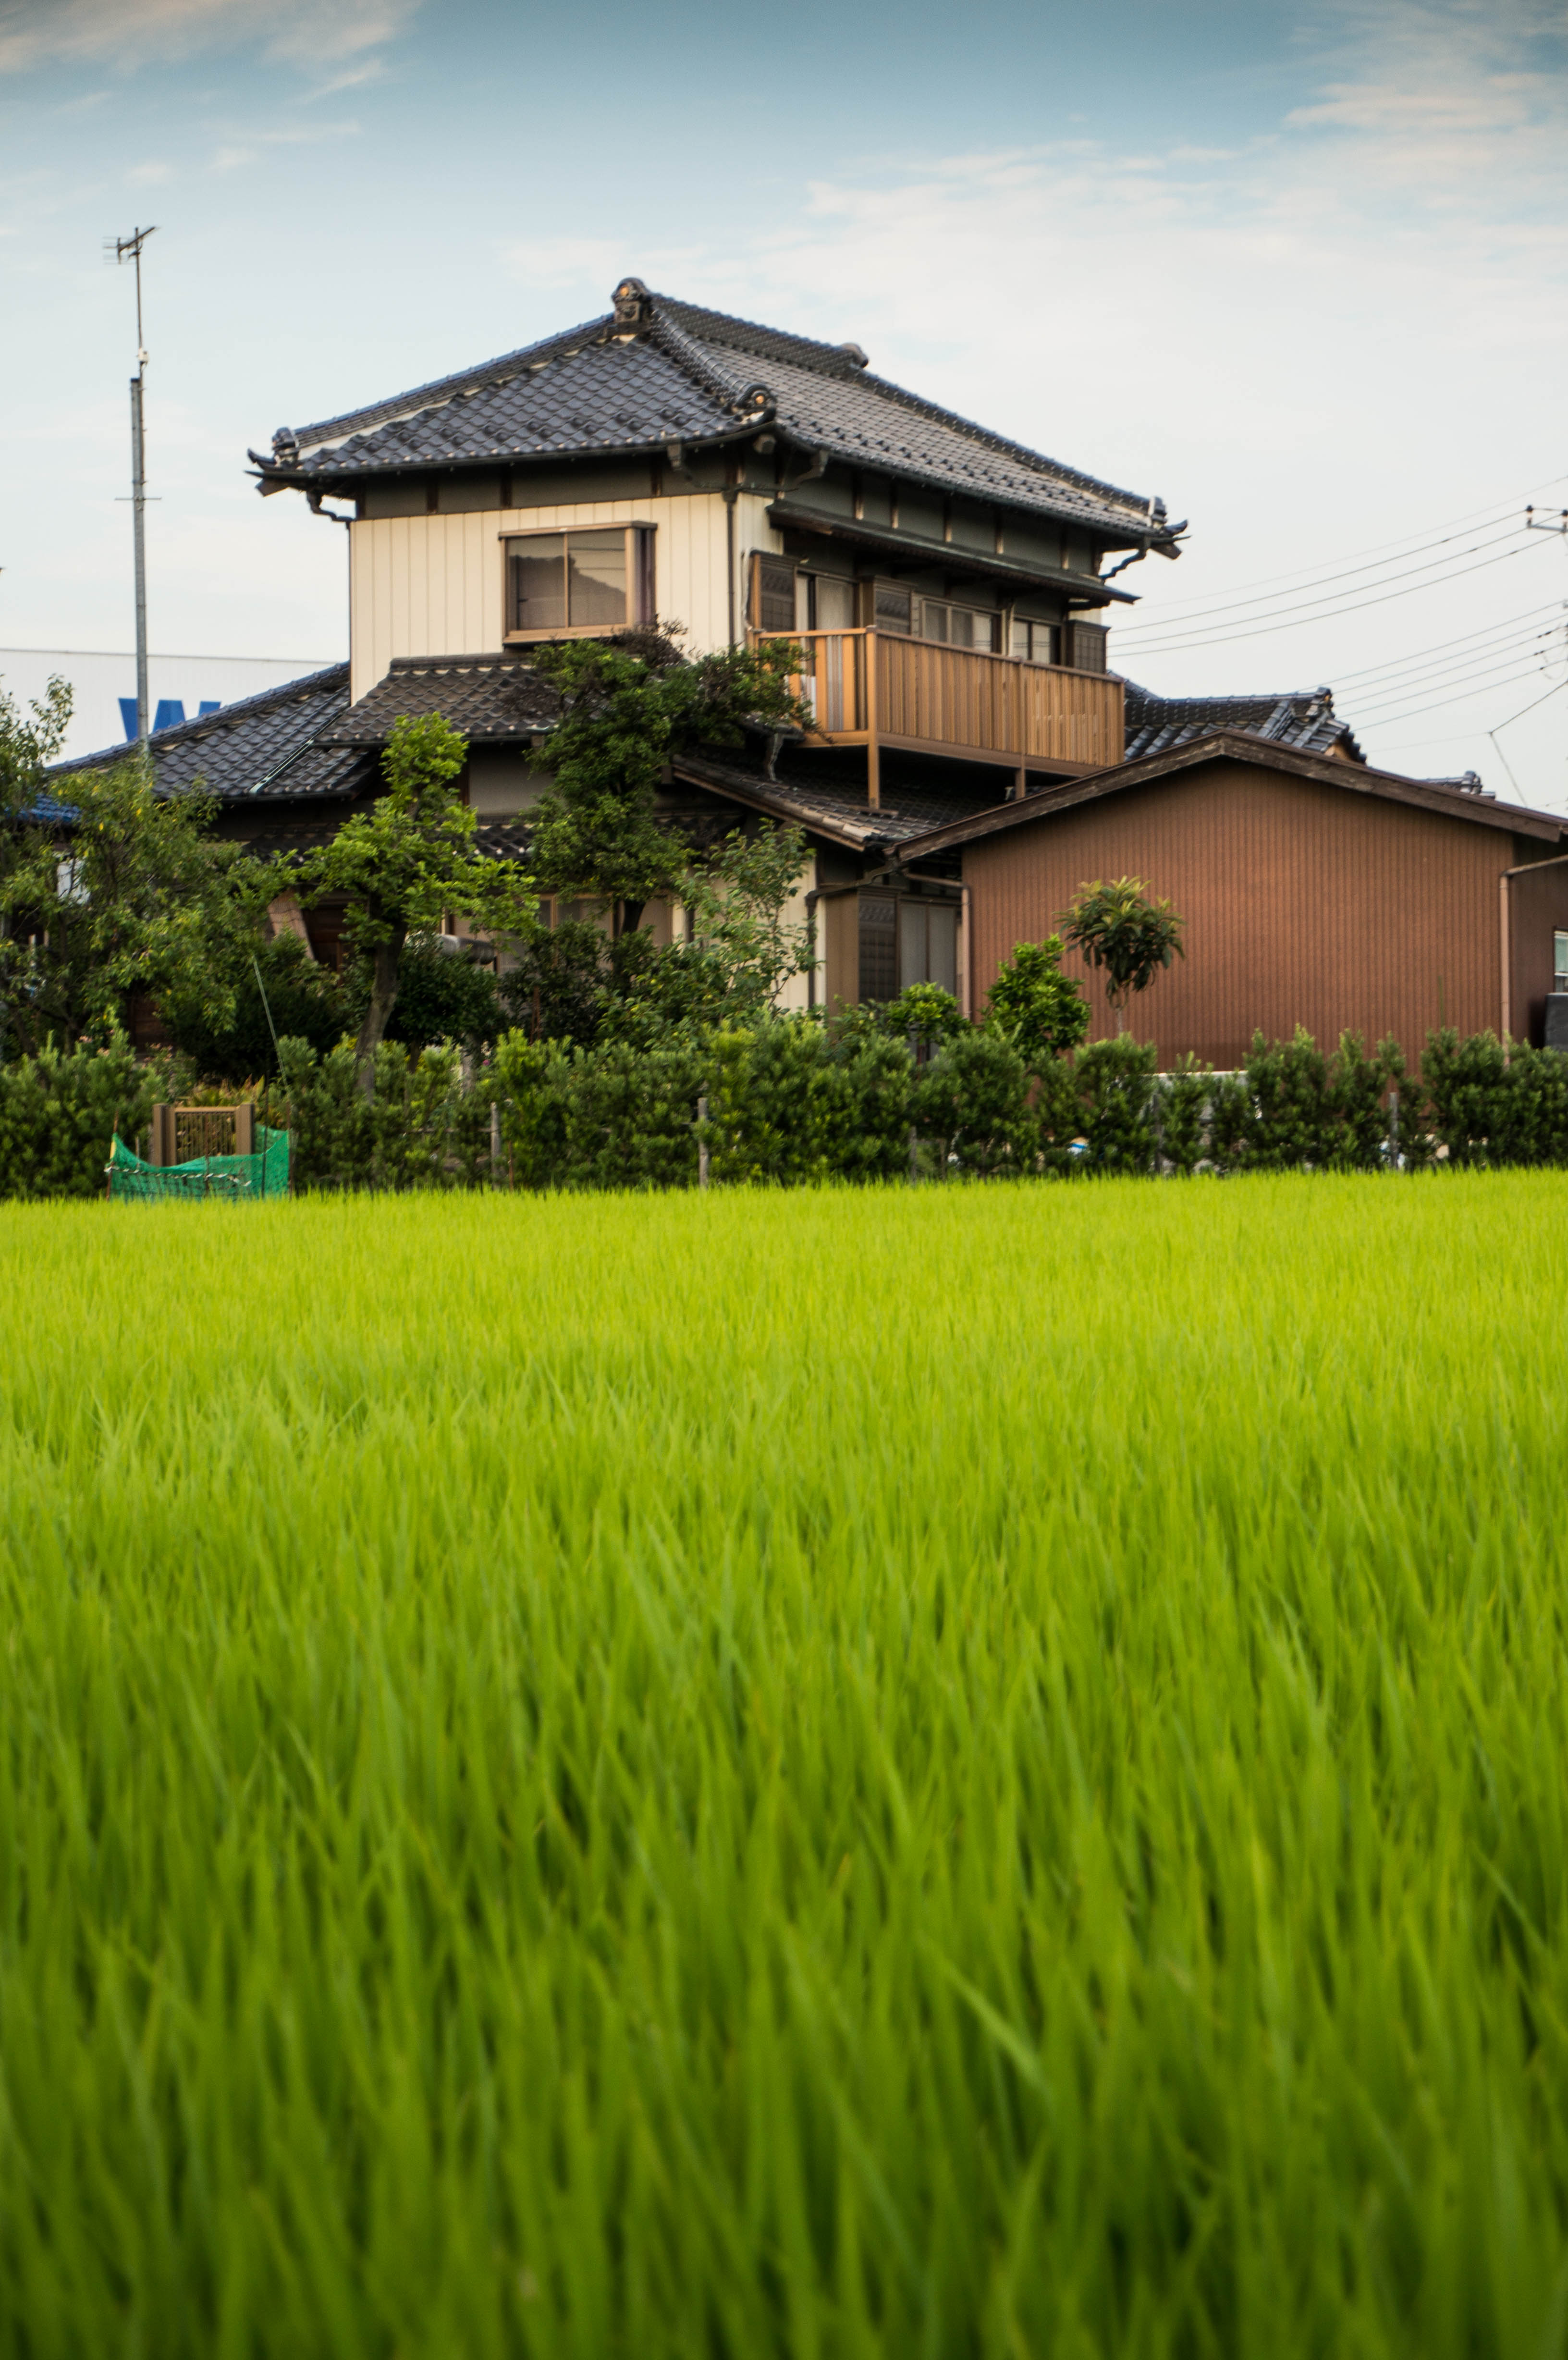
left=47, top=664, right=370, bottom=801
left=1122, top=680, right=1366, bottom=765
left=254, top=283, right=1171, bottom=547
left=323, top=655, right=560, bottom=745
left=672, top=745, right=1005, bottom=850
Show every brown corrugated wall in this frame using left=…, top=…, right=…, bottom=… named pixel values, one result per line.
left=964, top=757, right=1549, bottom=1068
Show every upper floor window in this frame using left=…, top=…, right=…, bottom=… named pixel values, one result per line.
left=1555, top=931, right=1568, bottom=993
left=504, top=526, right=655, bottom=639
left=920, top=598, right=1001, bottom=653
left=1009, top=619, right=1060, bottom=666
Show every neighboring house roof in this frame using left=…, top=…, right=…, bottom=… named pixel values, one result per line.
left=1122, top=681, right=1366, bottom=765
left=895, top=731, right=1568, bottom=860
left=670, top=747, right=1000, bottom=852
left=321, top=655, right=560, bottom=745
left=47, top=664, right=370, bottom=802
left=251, top=280, right=1176, bottom=550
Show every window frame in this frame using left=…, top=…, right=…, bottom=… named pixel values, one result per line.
left=500, top=524, right=656, bottom=643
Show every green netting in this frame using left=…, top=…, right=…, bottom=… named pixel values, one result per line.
left=107, top=1127, right=290, bottom=1202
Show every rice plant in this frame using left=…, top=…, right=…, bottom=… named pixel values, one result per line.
left=1, top=1175, right=1566, bottom=2358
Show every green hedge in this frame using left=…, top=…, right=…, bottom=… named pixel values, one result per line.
left=8, top=1020, right=1568, bottom=1201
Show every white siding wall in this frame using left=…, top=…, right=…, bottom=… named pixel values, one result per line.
left=349, top=492, right=786, bottom=699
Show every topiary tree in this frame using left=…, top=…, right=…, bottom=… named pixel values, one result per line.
left=1060, top=876, right=1184, bottom=1034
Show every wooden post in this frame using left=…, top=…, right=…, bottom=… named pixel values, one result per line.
left=235, top=1103, right=256, bottom=1157
left=865, top=629, right=880, bottom=810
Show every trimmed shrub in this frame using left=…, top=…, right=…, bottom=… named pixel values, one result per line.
left=0, top=1032, right=158, bottom=1200
left=1071, top=1036, right=1161, bottom=1173
left=912, top=1030, right=1030, bottom=1177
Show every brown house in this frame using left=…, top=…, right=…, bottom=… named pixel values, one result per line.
left=897, top=732, right=1568, bottom=1068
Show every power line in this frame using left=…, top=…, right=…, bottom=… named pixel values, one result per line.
left=1332, top=601, right=1567, bottom=691
left=1351, top=627, right=1568, bottom=722
left=1118, top=524, right=1532, bottom=654
left=1118, top=537, right=1552, bottom=659
left=1358, top=658, right=1568, bottom=731
left=1110, top=472, right=1568, bottom=626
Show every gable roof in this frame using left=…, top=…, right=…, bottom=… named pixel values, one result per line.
left=895, top=730, right=1568, bottom=860
left=1122, top=680, right=1366, bottom=765
left=47, top=664, right=369, bottom=803
left=251, top=280, right=1176, bottom=550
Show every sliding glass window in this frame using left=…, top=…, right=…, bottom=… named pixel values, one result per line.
left=504, top=527, right=652, bottom=639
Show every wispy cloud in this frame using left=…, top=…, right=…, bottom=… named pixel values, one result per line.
left=0, top=0, right=420, bottom=84
left=209, top=119, right=360, bottom=172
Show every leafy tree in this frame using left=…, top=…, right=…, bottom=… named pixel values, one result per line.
left=1, top=684, right=258, bottom=1056
left=984, top=935, right=1088, bottom=1068
left=348, top=936, right=502, bottom=1054
left=500, top=919, right=616, bottom=1047
left=499, top=824, right=811, bottom=1050
left=672, top=822, right=813, bottom=1021
left=1060, top=876, right=1185, bottom=1033
left=278, top=713, right=534, bottom=1089
left=526, top=629, right=809, bottom=908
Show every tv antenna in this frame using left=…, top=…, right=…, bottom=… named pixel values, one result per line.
left=105, top=225, right=158, bottom=750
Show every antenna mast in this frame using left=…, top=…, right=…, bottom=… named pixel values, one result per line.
left=107, top=226, right=157, bottom=752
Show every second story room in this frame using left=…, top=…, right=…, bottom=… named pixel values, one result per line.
left=250, top=276, right=1185, bottom=800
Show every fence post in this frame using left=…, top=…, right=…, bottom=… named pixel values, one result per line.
left=490, top=1101, right=502, bottom=1188
left=697, top=1094, right=710, bottom=1192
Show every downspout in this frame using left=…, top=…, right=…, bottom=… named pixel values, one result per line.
left=724, top=485, right=737, bottom=646
left=959, top=881, right=973, bottom=1020
left=1500, top=871, right=1512, bottom=1046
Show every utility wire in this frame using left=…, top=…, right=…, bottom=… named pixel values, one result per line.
left=1110, top=472, right=1568, bottom=625
left=1352, top=627, right=1568, bottom=717
left=1332, top=601, right=1567, bottom=691
left=1119, top=538, right=1550, bottom=658
left=1359, top=658, right=1568, bottom=731
left=1118, top=525, right=1532, bottom=653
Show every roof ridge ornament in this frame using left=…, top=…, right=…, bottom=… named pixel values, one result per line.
left=611, top=276, right=653, bottom=337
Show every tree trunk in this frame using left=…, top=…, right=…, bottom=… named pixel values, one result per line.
left=354, top=927, right=404, bottom=1098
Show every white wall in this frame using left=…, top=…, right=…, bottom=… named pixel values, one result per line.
left=0, top=648, right=341, bottom=764
left=349, top=493, right=783, bottom=700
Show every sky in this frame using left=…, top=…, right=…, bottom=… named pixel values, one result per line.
left=2, top=0, right=1567, bottom=797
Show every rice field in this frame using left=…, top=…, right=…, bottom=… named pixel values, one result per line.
left=2, top=1176, right=1567, bottom=2359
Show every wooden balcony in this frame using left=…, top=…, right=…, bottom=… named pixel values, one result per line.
left=755, top=628, right=1124, bottom=807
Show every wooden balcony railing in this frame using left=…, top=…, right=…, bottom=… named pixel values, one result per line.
left=754, top=627, right=1124, bottom=806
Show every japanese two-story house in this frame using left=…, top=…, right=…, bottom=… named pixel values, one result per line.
left=238, top=275, right=1184, bottom=1008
